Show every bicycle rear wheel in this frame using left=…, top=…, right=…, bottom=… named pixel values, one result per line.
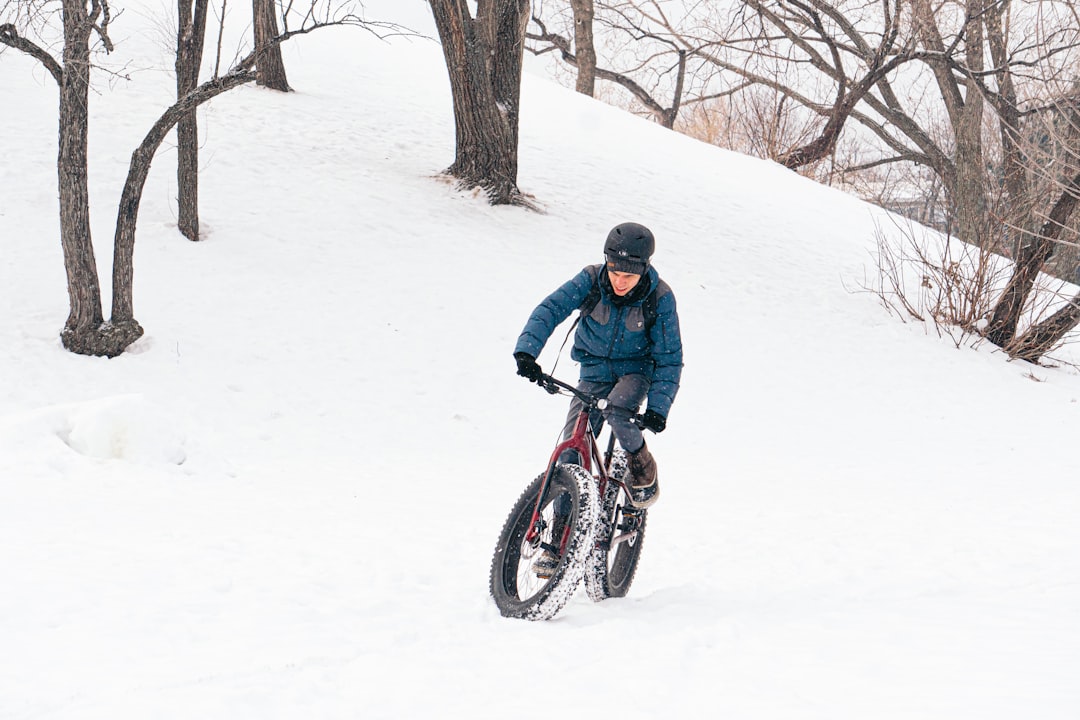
left=490, top=464, right=599, bottom=621
left=584, top=449, right=647, bottom=601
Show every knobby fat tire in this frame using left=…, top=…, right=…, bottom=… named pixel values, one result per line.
left=584, top=449, right=647, bottom=601
left=489, top=464, right=599, bottom=621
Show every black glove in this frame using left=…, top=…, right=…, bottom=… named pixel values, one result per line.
left=514, top=352, right=543, bottom=383
left=641, top=409, right=667, bottom=433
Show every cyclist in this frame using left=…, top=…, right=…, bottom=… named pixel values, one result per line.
left=513, top=222, right=684, bottom=577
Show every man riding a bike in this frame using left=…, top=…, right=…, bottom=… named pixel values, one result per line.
left=513, top=222, right=684, bottom=577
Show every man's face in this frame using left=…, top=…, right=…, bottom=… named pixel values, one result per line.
left=608, top=267, right=642, bottom=296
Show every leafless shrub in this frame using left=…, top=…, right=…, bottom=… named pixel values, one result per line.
left=675, top=86, right=827, bottom=172
left=866, top=215, right=1006, bottom=349
left=868, top=209, right=1080, bottom=361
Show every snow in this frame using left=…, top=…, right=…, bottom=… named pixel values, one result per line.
left=2, top=0, right=1079, bottom=717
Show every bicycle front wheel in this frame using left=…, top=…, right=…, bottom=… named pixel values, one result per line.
left=489, top=464, right=599, bottom=621
left=584, top=449, right=647, bottom=601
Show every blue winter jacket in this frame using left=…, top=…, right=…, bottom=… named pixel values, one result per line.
left=514, top=265, right=683, bottom=418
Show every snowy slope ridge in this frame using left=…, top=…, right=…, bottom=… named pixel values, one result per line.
left=1, top=0, right=1078, bottom=718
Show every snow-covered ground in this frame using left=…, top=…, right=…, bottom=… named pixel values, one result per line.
left=2, top=1, right=1078, bottom=717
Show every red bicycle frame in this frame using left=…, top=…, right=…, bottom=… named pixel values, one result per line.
left=523, top=376, right=624, bottom=548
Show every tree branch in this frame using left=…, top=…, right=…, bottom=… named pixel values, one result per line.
left=528, top=16, right=673, bottom=123
left=0, top=23, right=63, bottom=84
left=88, top=0, right=115, bottom=52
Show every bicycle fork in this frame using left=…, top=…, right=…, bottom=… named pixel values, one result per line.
left=601, top=431, right=644, bottom=549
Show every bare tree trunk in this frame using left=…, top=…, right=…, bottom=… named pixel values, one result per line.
left=429, top=0, right=530, bottom=205
left=1010, top=292, right=1080, bottom=363
left=981, top=0, right=1043, bottom=348
left=176, top=0, right=209, bottom=241
left=989, top=170, right=1080, bottom=358
left=911, top=0, right=988, bottom=248
left=4, top=3, right=377, bottom=357
left=953, top=0, right=988, bottom=247
left=57, top=0, right=108, bottom=353
left=1008, top=293, right=1080, bottom=363
left=4, top=0, right=141, bottom=356
left=488, top=0, right=530, bottom=155
left=253, top=0, right=290, bottom=91
left=569, top=0, right=595, bottom=96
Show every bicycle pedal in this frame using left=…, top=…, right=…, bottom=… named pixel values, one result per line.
left=532, top=549, right=560, bottom=579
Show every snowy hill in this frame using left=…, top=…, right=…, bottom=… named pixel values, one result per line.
left=1, top=1, right=1078, bottom=717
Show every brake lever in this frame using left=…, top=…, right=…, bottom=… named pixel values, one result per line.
left=539, top=376, right=561, bottom=395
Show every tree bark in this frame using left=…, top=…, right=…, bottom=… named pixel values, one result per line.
left=569, top=0, right=595, bottom=96
left=0, top=24, right=64, bottom=82
left=989, top=170, right=1080, bottom=358
left=57, top=0, right=107, bottom=352
left=253, top=0, right=290, bottom=91
left=488, top=0, right=530, bottom=155
left=176, top=0, right=210, bottom=241
left=1007, top=292, right=1080, bottom=364
left=980, top=0, right=1042, bottom=348
left=911, top=0, right=988, bottom=249
left=429, top=0, right=530, bottom=205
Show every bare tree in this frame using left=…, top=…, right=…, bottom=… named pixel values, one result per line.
left=2, top=0, right=400, bottom=356
left=570, top=0, right=597, bottom=94
left=253, top=0, right=289, bottom=90
left=175, top=0, right=310, bottom=242
left=176, top=0, right=210, bottom=240
left=1, top=0, right=134, bottom=355
left=527, top=1, right=698, bottom=128
left=643, top=0, right=1080, bottom=362
left=428, top=0, right=532, bottom=205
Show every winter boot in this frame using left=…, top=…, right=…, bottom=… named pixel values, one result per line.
left=627, top=441, right=659, bottom=509
left=532, top=513, right=569, bottom=579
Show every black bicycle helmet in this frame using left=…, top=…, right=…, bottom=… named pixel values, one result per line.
left=604, top=222, right=655, bottom=275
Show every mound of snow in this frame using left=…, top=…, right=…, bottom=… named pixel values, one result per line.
left=60, top=395, right=188, bottom=466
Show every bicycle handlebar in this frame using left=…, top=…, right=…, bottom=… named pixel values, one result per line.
left=536, top=374, right=647, bottom=429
